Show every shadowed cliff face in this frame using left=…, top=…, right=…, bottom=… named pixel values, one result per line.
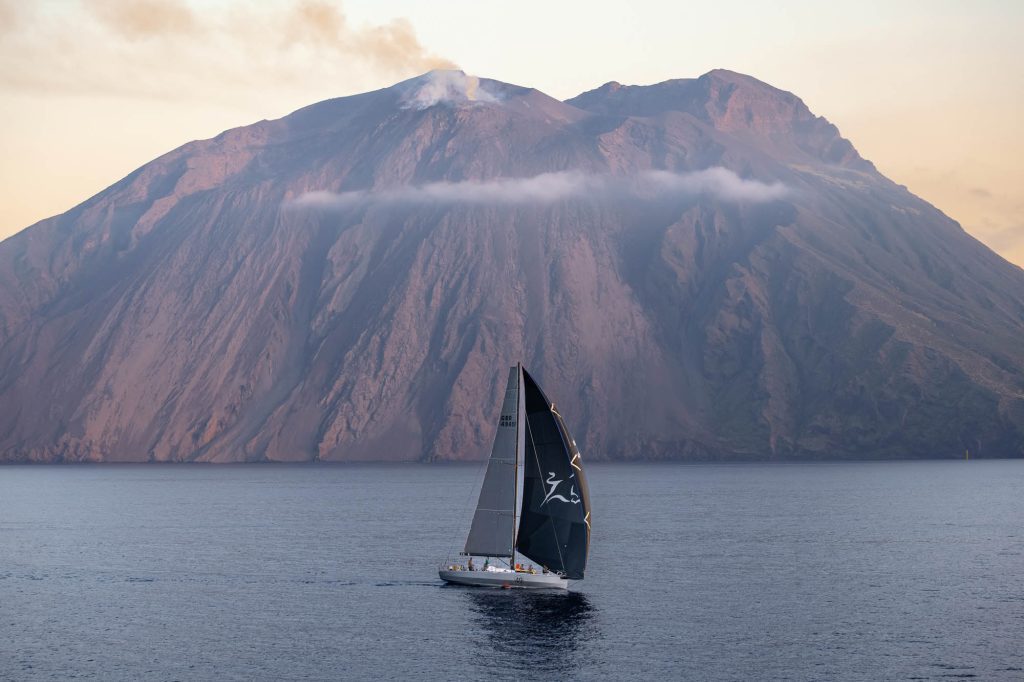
left=1, top=69, right=1022, bottom=462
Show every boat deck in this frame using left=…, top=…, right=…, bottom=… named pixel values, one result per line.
left=438, top=566, right=568, bottom=589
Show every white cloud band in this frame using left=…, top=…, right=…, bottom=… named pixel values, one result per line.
left=288, top=167, right=788, bottom=211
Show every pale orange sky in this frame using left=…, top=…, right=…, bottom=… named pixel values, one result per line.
left=2, top=0, right=1022, bottom=267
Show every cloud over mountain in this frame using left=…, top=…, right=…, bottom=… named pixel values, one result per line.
left=288, top=168, right=789, bottom=210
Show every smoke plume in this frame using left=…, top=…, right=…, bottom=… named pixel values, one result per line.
left=0, top=1, right=454, bottom=102
left=87, top=0, right=199, bottom=39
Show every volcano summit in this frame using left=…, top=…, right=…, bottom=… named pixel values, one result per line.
left=1, top=70, right=1022, bottom=462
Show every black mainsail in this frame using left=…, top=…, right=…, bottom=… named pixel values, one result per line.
left=515, top=368, right=591, bottom=579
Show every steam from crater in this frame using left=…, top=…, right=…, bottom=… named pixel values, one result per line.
left=400, top=70, right=501, bottom=109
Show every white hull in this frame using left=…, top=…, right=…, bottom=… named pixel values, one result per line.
left=439, top=568, right=568, bottom=589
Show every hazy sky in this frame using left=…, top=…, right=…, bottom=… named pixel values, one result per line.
left=2, top=0, right=1022, bottom=266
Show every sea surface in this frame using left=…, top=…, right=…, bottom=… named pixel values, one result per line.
left=1, top=461, right=1022, bottom=681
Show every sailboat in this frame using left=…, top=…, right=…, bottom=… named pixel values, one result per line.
left=439, top=363, right=591, bottom=589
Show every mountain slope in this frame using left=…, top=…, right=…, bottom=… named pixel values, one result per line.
left=1, top=69, right=1022, bottom=462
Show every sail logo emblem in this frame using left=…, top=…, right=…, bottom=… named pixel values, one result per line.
left=541, top=471, right=580, bottom=506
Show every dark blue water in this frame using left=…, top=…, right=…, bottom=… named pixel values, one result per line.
left=2, top=461, right=1022, bottom=680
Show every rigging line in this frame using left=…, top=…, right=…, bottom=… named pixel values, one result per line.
left=447, top=435, right=493, bottom=565
left=524, top=408, right=567, bottom=575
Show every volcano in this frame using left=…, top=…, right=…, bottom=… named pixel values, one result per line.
left=1, top=69, right=1022, bottom=462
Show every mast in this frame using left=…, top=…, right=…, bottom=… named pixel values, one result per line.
left=512, top=362, right=520, bottom=567
left=509, top=362, right=528, bottom=570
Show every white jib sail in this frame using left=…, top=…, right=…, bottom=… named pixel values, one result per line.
left=464, top=365, right=520, bottom=557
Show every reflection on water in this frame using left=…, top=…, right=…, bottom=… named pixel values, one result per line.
left=461, top=589, right=598, bottom=675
